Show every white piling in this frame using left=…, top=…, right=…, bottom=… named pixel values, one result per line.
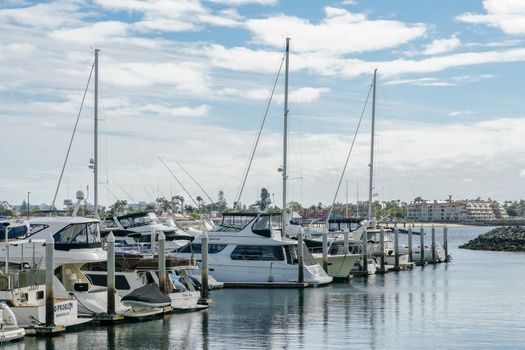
left=394, top=225, right=400, bottom=270
left=107, top=232, right=116, bottom=315
left=297, top=231, right=304, bottom=283
left=431, top=225, right=436, bottom=263
left=200, top=230, right=209, bottom=300
left=343, top=231, right=349, bottom=254
left=4, top=224, right=9, bottom=276
left=45, top=233, right=55, bottom=327
left=443, top=226, right=449, bottom=262
left=362, top=229, right=368, bottom=274
left=419, top=226, right=425, bottom=266
left=408, top=226, right=413, bottom=262
left=379, top=227, right=385, bottom=272
left=322, top=231, right=328, bottom=273
left=158, top=231, right=166, bottom=293
left=150, top=230, right=156, bottom=252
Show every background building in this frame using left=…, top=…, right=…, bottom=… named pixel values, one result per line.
left=406, top=198, right=508, bottom=222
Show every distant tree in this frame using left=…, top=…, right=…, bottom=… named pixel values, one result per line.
left=259, top=188, right=270, bottom=211
left=0, top=201, right=14, bottom=217
left=111, top=200, right=128, bottom=215
left=414, top=196, right=423, bottom=202
left=196, top=196, right=204, bottom=209
left=19, top=199, right=27, bottom=215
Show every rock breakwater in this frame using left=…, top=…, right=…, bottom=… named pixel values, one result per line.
left=460, top=226, right=525, bottom=251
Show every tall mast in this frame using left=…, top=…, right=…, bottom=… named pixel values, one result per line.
left=282, top=38, right=290, bottom=236
left=368, top=69, right=377, bottom=221
left=94, top=48, right=100, bottom=219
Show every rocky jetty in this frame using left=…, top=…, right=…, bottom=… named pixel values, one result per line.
left=460, top=226, right=525, bottom=251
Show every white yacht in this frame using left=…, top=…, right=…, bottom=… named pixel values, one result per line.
left=1, top=217, right=129, bottom=316
left=173, top=213, right=332, bottom=287
left=111, top=212, right=192, bottom=250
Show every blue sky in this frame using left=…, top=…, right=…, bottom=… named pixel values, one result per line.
left=1, top=0, right=525, bottom=208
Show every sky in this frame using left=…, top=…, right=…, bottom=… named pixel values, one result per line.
left=1, top=0, right=525, bottom=209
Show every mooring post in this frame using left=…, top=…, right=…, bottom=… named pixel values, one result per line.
left=322, top=231, right=328, bottom=273
left=420, top=226, right=425, bottom=266
left=379, top=227, right=385, bottom=272
left=297, top=231, right=304, bottom=283
left=107, top=232, right=116, bottom=315
left=3, top=224, right=9, bottom=277
left=343, top=231, right=349, bottom=254
left=158, top=231, right=166, bottom=293
left=431, top=225, right=436, bottom=263
left=150, top=230, right=156, bottom=252
left=362, top=229, right=368, bottom=274
left=394, top=225, right=400, bottom=270
left=200, top=230, right=209, bottom=301
left=45, top=233, right=55, bottom=327
left=408, top=226, right=413, bottom=262
left=443, top=225, right=449, bottom=262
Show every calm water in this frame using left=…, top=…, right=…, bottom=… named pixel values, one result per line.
left=5, top=226, right=525, bottom=349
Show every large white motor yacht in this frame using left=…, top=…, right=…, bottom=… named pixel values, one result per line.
left=1, top=217, right=129, bottom=316
left=173, top=213, right=332, bottom=287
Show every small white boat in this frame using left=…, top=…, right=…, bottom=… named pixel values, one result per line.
left=0, top=302, right=25, bottom=342
left=121, top=283, right=171, bottom=318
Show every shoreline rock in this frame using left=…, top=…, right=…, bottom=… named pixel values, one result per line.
left=459, top=226, right=525, bottom=252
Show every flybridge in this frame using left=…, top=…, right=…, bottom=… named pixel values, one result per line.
left=216, top=213, right=282, bottom=238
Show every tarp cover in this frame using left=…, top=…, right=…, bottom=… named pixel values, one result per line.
left=122, top=283, right=171, bottom=304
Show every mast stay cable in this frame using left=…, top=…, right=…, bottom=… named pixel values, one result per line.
left=234, top=53, right=285, bottom=209
left=51, top=62, right=95, bottom=209
left=326, top=77, right=374, bottom=223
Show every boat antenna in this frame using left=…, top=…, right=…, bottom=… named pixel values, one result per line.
left=234, top=52, right=285, bottom=209
left=325, top=77, right=373, bottom=225
left=159, top=157, right=214, bottom=226
left=51, top=61, right=95, bottom=210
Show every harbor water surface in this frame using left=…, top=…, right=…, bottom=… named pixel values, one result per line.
left=5, top=226, right=525, bottom=349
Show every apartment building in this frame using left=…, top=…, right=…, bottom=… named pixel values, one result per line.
left=407, top=199, right=508, bottom=222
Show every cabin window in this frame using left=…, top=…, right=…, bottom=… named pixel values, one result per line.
left=230, top=245, right=285, bottom=261
left=54, top=222, right=101, bottom=245
left=178, top=243, right=226, bottom=254
left=86, top=274, right=131, bottom=290
left=0, top=225, right=29, bottom=239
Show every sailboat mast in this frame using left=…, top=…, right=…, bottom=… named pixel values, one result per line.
left=94, top=48, right=100, bottom=219
left=282, top=37, right=290, bottom=236
left=368, top=69, right=377, bottom=221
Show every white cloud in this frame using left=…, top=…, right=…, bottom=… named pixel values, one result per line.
left=385, top=78, right=454, bottom=87
left=385, top=74, right=494, bottom=87
left=458, top=0, right=525, bottom=35
left=520, top=169, right=525, bottom=177
left=94, top=0, right=242, bottom=33
left=423, top=35, right=461, bottom=55
left=244, top=6, right=427, bottom=55
left=0, top=1, right=84, bottom=29
left=447, top=110, right=475, bottom=117
left=50, top=21, right=129, bottom=44
left=139, top=104, right=210, bottom=118
left=207, top=0, right=278, bottom=5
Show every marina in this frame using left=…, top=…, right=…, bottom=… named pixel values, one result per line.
left=0, top=225, right=523, bottom=348
left=2, top=0, right=525, bottom=348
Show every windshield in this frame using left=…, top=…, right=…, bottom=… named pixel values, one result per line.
left=217, top=215, right=256, bottom=230
left=54, top=222, right=101, bottom=245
